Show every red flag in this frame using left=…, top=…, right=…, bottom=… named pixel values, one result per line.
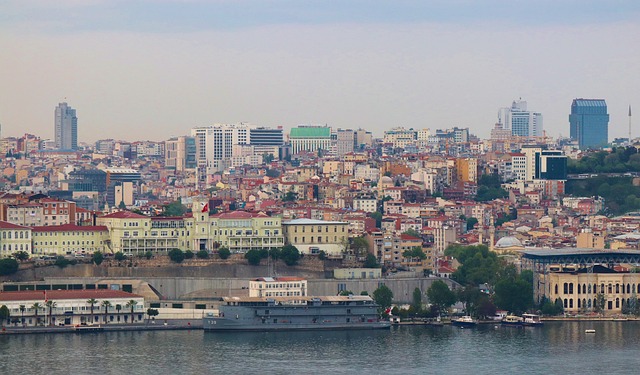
left=44, top=290, right=48, bottom=303
left=201, top=203, right=209, bottom=213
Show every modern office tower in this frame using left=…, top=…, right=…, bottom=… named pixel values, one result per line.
left=335, top=129, right=356, bottom=156
left=289, top=125, right=332, bottom=154
left=55, top=102, right=78, bottom=150
left=166, top=136, right=197, bottom=172
left=498, top=99, right=543, bottom=137
left=569, top=99, right=610, bottom=149
left=191, top=123, right=254, bottom=176
left=536, top=150, right=567, bottom=180
left=249, top=127, right=284, bottom=146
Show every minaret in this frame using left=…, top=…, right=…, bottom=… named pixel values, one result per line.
left=489, top=212, right=495, bottom=252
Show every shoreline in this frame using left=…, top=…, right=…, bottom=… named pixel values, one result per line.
left=0, top=320, right=202, bottom=335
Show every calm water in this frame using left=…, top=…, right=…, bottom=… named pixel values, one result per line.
left=1, top=322, right=639, bottom=374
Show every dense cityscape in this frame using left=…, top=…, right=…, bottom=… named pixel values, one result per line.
left=2, top=1, right=640, bottom=373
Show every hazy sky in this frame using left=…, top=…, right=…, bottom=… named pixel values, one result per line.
left=1, top=0, right=639, bottom=143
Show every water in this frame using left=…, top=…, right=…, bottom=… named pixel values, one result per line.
left=1, top=322, right=639, bottom=374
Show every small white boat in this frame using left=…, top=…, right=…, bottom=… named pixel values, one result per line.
left=585, top=329, right=596, bottom=334
left=452, top=316, right=477, bottom=327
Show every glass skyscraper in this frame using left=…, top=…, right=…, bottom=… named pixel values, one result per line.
left=54, top=102, right=78, bottom=150
left=569, top=99, right=609, bottom=149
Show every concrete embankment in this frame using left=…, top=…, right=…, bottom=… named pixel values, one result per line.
left=1, top=320, right=202, bottom=335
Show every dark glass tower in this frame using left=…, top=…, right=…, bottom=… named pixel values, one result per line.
left=569, top=99, right=609, bottom=149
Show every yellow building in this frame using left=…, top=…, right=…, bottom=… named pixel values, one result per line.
left=282, top=218, right=349, bottom=256
left=576, top=229, right=606, bottom=249
left=208, top=210, right=284, bottom=252
left=545, top=266, right=640, bottom=315
left=455, top=157, right=478, bottom=183
left=31, top=224, right=110, bottom=256
left=0, top=221, right=32, bottom=258
left=96, top=211, right=179, bottom=255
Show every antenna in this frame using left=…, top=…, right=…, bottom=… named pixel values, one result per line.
left=630, top=105, right=633, bottom=145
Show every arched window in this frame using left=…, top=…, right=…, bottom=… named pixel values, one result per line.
left=578, top=299, right=581, bottom=308
left=583, top=299, right=586, bottom=309
left=588, top=284, right=592, bottom=294
left=588, top=299, right=592, bottom=308
left=555, top=284, right=558, bottom=294
left=616, top=298, right=620, bottom=309
left=569, top=299, right=574, bottom=308
left=616, top=284, right=620, bottom=294
left=601, top=284, right=605, bottom=294
left=583, top=284, right=587, bottom=294
left=627, top=284, right=631, bottom=294
left=569, top=283, right=574, bottom=294
left=577, top=284, right=581, bottom=295
left=564, top=299, right=568, bottom=308
left=608, top=284, right=613, bottom=294
left=564, top=283, right=568, bottom=294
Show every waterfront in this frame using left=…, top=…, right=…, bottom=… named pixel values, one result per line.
left=1, top=321, right=640, bottom=374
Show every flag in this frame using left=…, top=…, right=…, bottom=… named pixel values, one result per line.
left=201, top=203, right=209, bottom=213
left=44, top=290, right=48, bottom=303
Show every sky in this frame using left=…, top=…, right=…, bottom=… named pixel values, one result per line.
left=1, top=0, right=639, bottom=143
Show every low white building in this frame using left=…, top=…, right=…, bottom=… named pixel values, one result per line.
left=249, top=277, right=308, bottom=298
left=0, top=289, right=145, bottom=327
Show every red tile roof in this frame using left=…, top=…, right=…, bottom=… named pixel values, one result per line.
left=0, top=221, right=30, bottom=230
left=0, top=289, right=142, bottom=302
left=101, top=211, right=148, bottom=219
left=32, top=224, right=108, bottom=233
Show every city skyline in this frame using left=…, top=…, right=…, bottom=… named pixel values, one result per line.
left=1, top=1, right=639, bottom=142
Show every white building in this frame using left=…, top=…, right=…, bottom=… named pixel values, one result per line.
left=249, top=277, right=307, bottom=298
left=498, top=99, right=543, bottom=137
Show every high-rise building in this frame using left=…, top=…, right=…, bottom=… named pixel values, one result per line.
left=166, top=136, right=197, bottom=172
left=55, top=102, right=78, bottom=150
left=336, top=129, right=356, bottom=156
left=569, top=99, right=609, bottom=149
left=498, top=100, right=543, bottom=137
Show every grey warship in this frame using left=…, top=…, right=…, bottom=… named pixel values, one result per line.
left=203, top=295, right=391, bottom=331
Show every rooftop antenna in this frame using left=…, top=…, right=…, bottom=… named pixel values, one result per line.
left=629, top=105, right=633, bottom=145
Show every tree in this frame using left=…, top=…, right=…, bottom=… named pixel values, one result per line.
left=92, top=251, right=104, bottom=266
left=101, top=300, right=112, bottom=324
left=363, top=254, right=379, bottom=268
left=163, top=199, right=187, bottom=216
left=197, top=249, right=209, bottom=259
left=12, top=251, right=30, bottom=261
left=54, top=256, right=70, bottom=268
left=318, top=250, right=327, bottom=260
left=0, top=258, right=19, bottom=276
left=370, top=212, right=383, bottom=229
left=283, top=191, right=298, bottom=202
left=466, top=217, right=478, bottom=231
left=31, top=302, right=43, bottom=326
left=0, top=305, right=9, bottom=326
left=45, top=300, right=57, bottom=326
left=595, top=293, right=606, bottom=314
left=262, top=153, right=275, bottom=164
left=116, top=304, right=122, bottom=321
left=373, top=285, right=393, bottom=312
left=457, top=286, right=485, bottom=317
left=476, top=297, right=497, bottom=319
left=493, top=274, right=533, bottom=315
left=445, top=244, right=502, bottom=285
left=402, top=228, right=422, bottom=238
left=145, top=251, right=153, bottom=260
left=426, top=280, right=456, bottom=315
left=339, top=290, right=354, bottom=296
left=412, top=287, right=423, bottom=313
left=115, top=252, right=126, bottom=261
left=403, top=246, right=427, bottom=260
left=19, top=304, right=25, bottom=326
left=118, top=201, right=127, bottom=210
left=147, top=308, right=159, bottom=322
left=245, top=249, right=262, bottom=265
left=184, top=250, right=194, bottom=259
left=168, top=248, right=185, bottom=263
left=218, top=247, right=231, bottom=260
left=351, top=237, right=369, bottom=257
left=280, top=244, right=301, bottom=266
left=126, top=300, right=138, bottom=323
left=87, top=298, right=98, bottom=324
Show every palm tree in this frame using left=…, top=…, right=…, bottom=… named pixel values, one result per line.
left=45, top=300, right=57, bottom=326
left=31, top=302, right=43, bottom=326
left=87, top=298, right=98, bottom=324
left=101, top=300, right=112, bottom=324
left=126, top=300, right=138, bottom=324
left=115, top=304, right=122, bottom=323
left=19, top=305, right=25, bottom=327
